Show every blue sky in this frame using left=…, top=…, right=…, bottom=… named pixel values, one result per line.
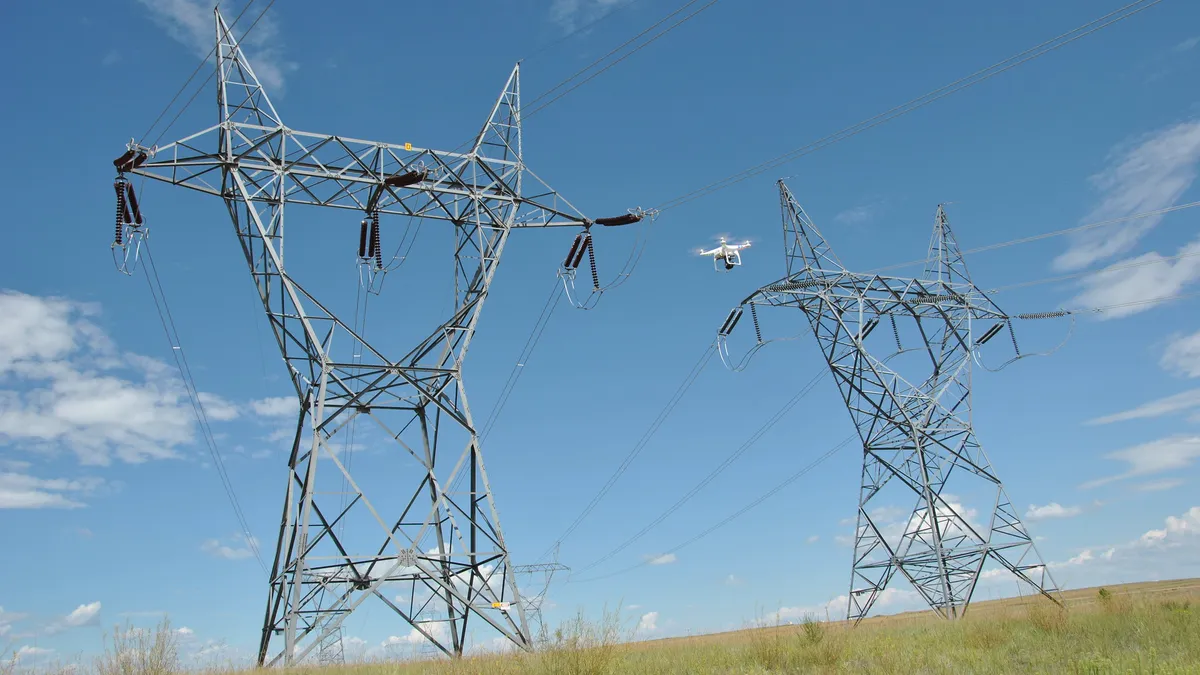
left=2, top=0, right=1200, bottom=667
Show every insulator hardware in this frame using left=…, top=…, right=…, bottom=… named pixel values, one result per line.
left=125, top=181, right=143, bottom=225
left=858, top=317, right=879, bottom=342
left=594, top=213, right=642, bottom=227
left=890, top=314, right=902, bottom=351
left=1008, top=321, right=1021, bottom=356
left=976, top=321, right=1005, bottom=346
left=1016, top=310, right=1070, bottom=320
left=719, top=307, right=744, bottom=336
left=384, top=169, right=428, bottom=189
left=563, top=233, right=586, bottom=269
left=113, top=178, right=127, bottom=245
left=586, top=236, right=600, bottom=290
left=369, top=212, right=382, bottom=268
left=113, top=150, right=148, bottom=173
left=358, top=219, right=369, bottom=258
left=750, top=303, right=763, bottom=343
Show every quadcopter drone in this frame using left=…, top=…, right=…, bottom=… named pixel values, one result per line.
left=698, top=236, right=752, bottom=271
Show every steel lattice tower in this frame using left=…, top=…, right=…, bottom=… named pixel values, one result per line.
left=110, top=9, right=645, bottom=665
left=720, top=180, right=1061, bottom=622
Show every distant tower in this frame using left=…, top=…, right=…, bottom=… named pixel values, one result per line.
left=110, top=8, right=646, bottom=665
left=719, top=180, right=1061, bottom=621
left=513, top=545, right=569, bottom=645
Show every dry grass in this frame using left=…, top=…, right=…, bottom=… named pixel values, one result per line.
left=15, top=579, right=1200, bottom=674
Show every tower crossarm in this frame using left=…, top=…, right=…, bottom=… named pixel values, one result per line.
left=126, top=124, right=593, bottom=228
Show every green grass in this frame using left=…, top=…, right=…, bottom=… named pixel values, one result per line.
left=20, top=582, right=1200, bottom=675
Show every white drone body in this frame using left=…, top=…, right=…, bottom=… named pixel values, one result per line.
left=699, top=237, right=752, bottom=271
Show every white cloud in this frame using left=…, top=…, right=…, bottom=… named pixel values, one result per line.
left=1174, top=36, right=1199, bottom=53
left=0, top=290, right=224, bottom=466
left=635, top=611, right=658, bottom=634
left=1081, top=435, right=1200, bottom=489
left=1066, top=236, right=1200, bottom=319
left=177, top=627, right=195, bottom=636
left=1135, top=478, right=1185, bottom=492
left=1025, top=502, right=1083, bottom=521
left=724, top=574, right=743, bottom=586
left=101, top=49, right=121, bottom=66
left=201, top=534, right=258, bottom=560
left=0, top=472, right=104, bottom=509
left=250, top=396, right=297, bottom=418
left=197, top=392, right=239, bottom=422
left=1054, top=120, right=1200, bottom=272
left=135, top=0, right=296, bottom=92
left=44, top=601, right=101, bottom=635
left=14, top=646, right=52, bottom=663
left=1162, top=329, right=1200, bottom=378
left=549, top=0, right=625, bottom=33
left=1050, top=549, right=1094, bottom=568
left=805, top=535, right=819, bottom=544
left=834, top=204, right=876, bottom=226
left=1086, top=388, right=1200, bottom=425
left=646, top=553, right=676, bottom=565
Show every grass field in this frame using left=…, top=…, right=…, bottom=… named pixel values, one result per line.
left=10, top=579, right=1200, bottom=675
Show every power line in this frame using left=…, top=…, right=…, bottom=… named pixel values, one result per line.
left=141, top=242, right=269, bottom=575
left=572, top=368, right=829, bottom=575
left=536, top=342, right=717, bottom=562
left=525, top=0, right=721, bottom=119
left=653, top=0, right=1164, bottom=212
left=570, top=434, right=855, bottom=583
left=479, top=281, right=563, bottom=441
left=866, top=200, right=1200, bottom=274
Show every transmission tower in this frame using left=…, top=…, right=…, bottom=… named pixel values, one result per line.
left=109, top=9, right=647, bottom=666
left=513, top=545, right=569, bottom=645
left=718, top=180, right=1061, bottom=622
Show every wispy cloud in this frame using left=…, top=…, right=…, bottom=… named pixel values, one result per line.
left=0, top=472, right=105, bottom=509
left=1173, top=36, right=1199, bottom=53
left=1162, top=329, right=1200, bottom=378
left=135, top=0, right=295, bottom=92
left=549, top=0, right=626, bottom=34
left=1066, top=235, right=1200, bottom=319
left=1025, top=502, right=1083, bottom=521
left=250, top=396, right=297, bottom=418
left=1054, top=120, right=1200, bottom=272
left=1080, top=435, right=1200, bottom=489
left=834, top=204, right=876, bottom=226
left=646, top=553, right=677, bottom=565
left=1086, top=388, right=1200, bottom=425
left=1135, top=478, right=1185, bottom=492
left=201, top=534, right=259, bottom=560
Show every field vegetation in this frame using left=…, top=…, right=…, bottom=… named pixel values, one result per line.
left=6, top=579, right=1198, bottom=675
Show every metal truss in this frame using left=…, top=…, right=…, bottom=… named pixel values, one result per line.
left=513, top=545, right=569, bottom=644
left=719, top=180, right=1060, bottom=623
left=110, top=8, right=645, bottom=666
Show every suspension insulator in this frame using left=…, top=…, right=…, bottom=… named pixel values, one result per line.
left=571, top=233, right=590, bottom=269
left=1007, top=321, right=1021, bottom=356
left=750, top=303, right=763, bottom=343
left=976, top=321, right=1005, bottom=346
left=595, top=213, right=642, bottom=227
left=371, top=212, right=382, bottom=268
left=358, top=219, right=369, bottom=258
left=859, top=317, right=879, bottom=342
left=563, top=233, right=585, bottom=269
left=113, top=179, right=127, bottom=245
left=113, top=149, right=136, bottom=172
left=890, top=314, right=902, bottom=351
left=719, top=307, right=744, bottom=336
left=384, top=169, right=428, bottom=188
left=586, top=236, right=600, bottom=290
left=124, top=182, right=143, bottom=225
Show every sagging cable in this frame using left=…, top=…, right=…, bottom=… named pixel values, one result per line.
left=560, top=207, right=659, bottom=310
left=715, top=303, right=805, bottom=372
left=973, top=310, right=1076, bottom=373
